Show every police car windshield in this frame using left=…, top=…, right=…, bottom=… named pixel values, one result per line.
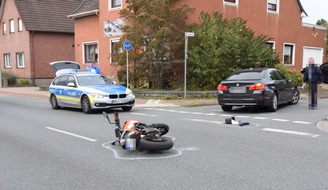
left=77, top=75, right=114, bottom=86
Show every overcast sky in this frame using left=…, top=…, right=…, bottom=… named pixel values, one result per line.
left=300, top=0, right=328, bottom=24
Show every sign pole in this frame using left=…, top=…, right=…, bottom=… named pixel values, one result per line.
left=123, top=41, right=132, bottom=88
left=126, top=50, right=129, bottom=88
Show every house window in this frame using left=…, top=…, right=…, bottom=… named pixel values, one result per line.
left=9, top=19, right=14, bottom=33
left=266, top=41, right=275, bottom=50
left=110, top=39, right=122, bottom=64
left=18, top=18, right=22, bottom=32
left=16, top=53, right=25, bottom=68
left=110, top=0, right=122, bottom=9
left=224, top=0, right=238, bottom=5
left=2, top=22, right=6, bottom=34
left=268, top=0, right=279, bottom=12
left=84, top=42, right=98, bottom=63
left=224, top=0, right=236, bottom=3
left=283, top=44, right=294, bottom=65
left=4, top=54, right=11, bottom=67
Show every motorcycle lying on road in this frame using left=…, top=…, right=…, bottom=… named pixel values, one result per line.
left=102, top=111, right=174, bottom=151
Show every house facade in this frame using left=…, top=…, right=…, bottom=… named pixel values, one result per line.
left=0, top=0, right=81, bottom=86
left=69, top=0, right=326, bottom=83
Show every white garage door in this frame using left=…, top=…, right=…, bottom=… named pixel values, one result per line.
left=303, top=47, right=324, bottom=68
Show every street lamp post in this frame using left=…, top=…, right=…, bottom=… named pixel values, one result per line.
left=184, top=32, right=194, bottom=99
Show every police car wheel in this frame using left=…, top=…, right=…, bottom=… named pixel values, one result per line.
left=50, top=94, right=60, bottom=109
left=81, top=95, right=92, bottom=114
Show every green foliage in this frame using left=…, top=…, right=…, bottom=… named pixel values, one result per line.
left=117, top=0, right=194, bottom=89
left=187, top=12, right=280, bottom=90
left=275, top=63, right=303, bottom=86
left=1, top=71, right=17, bottom=86
left=20, top=80, right=30, bottom=86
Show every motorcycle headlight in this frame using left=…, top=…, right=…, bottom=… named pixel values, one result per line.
left=90, top=93, right=107, bottom=99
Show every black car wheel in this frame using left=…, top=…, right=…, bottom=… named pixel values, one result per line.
left=267, top=93, right=278, bottom=112
left=50, top=94, right=60, bottom=109
left=221, top=105, right=233, bottom=111
left=289, top=90, right=300, bottom=105
left=81, top=95, right=92, bottom=114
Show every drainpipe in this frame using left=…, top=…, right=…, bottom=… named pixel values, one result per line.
left=30, top=31, right=35, bottom=86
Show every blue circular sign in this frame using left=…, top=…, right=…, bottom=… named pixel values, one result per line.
left=123, top=41, right=132, bottom=51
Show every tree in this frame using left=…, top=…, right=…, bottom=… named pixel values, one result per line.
left=316, top=19, right=328, bottom=61
left=187, top=12, right=280, bottom=90
left=115, top=0, right=193, bottom=89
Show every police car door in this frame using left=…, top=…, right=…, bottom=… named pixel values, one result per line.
left=65, top=75, right=80, bottom=108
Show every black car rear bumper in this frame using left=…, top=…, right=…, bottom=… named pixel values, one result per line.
left=217, top=91, right=273, bottom=107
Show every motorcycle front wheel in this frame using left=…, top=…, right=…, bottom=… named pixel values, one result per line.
left=139, top=137, right=173, bottom=151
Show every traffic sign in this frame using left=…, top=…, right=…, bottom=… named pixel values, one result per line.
left=123, top=41, right=132, bottom=51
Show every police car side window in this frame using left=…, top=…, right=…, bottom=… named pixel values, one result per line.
left=57, top=76, right=69, bottom=86
left=52, top=78, right=60, bottom=85
left=67, top=76, right=76, bottom=86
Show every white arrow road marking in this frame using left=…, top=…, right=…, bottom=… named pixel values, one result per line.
left=262, top=128, right=319, bottom=138
left=46, top=127, right=97, bottom=142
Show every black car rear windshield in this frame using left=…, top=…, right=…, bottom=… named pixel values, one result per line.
left=226, top=71, right=265, bottom=80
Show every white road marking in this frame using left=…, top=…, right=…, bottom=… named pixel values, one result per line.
left=253, top=117, right=269, bottom=120
left=262, top=128, right=319, bottom=138
left=205, top=113, right=219, bottom=116
left=292, top=121, right=312, bottom=125
left=46, top=127, right=97, bottom=142
left=235, top=115, right=251, bottom=118
left=190, top=112, right=203, bottom=115
left=271, top=119, right=290, bottom=122
left=131, top=113, right=158, bottom=117
left=142, top=108, right=312, bottom=125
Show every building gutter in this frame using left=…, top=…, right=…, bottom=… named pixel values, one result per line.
left=67, top=10, right=99, bottom=19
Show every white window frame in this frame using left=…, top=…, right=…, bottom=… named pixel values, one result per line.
left=283, top=43, right=295, bottom=65
left=9, top=19, right=14, bottom=33
left=4, top=54, right=11, bottom=68
left=83, top=41, right=99, bottom=64
left=3, top=22, right=6, bottom=34
left=16, top=52, right=25, bottom=68
left=18, top=18, right=23, bottom=32
left=267, top=0, right=279, bottom=14
left=109, top=0, right=122, bottom=11
left=224, top=0, right=238, bottom=6
left=110, top=38, right=122, bottom=64
left=266, top=41, right=276, bottom=50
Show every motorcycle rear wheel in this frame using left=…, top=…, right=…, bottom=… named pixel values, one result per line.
left=149, top=123, right=169, bottom=136
left=139, top=137, right=173, bottom=151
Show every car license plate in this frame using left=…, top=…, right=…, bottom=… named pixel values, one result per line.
left=112, top=99, right=122, bottom=104
left=230, top=87, right=246, bottom=93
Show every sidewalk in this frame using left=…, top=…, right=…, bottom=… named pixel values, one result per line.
left=0, top=86, right=218, bottom=107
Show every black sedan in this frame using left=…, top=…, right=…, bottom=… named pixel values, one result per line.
left=217, top=68, right=300, bottom=112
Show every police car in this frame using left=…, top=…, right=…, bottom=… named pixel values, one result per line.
left=48, top=61, right=135, bottom=113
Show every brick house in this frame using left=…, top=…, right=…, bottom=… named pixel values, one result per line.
left=68, top=0, right=326, bottom=83
left=0, top=0, right=81, bottom=86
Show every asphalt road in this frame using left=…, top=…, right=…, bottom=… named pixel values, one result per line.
left=1, top=93, right=328, bottom=190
